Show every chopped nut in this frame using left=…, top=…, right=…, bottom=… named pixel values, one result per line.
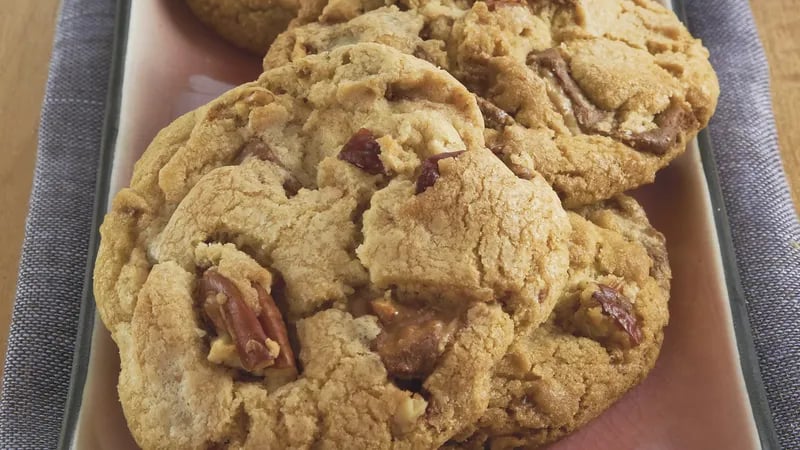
left=557, top=282, right=643, bottom=349
left=254, top=283, right=297, bottom=371
left=193, top=260, right=298, bottom=383
left=476, top=96, right=514, bottom=130
left=592, top=284, right=642, bottom=345
left=244, top=90, right=273, bottom=106
left=507, top=161, right=534, bottom=180
left=207, top=335, right=241, bottom=368
left=338, top=128, right=386, bottom=175
left=202, top=291, right=228, bottom=333
left=201, top=268, right=297, bottom=375
left=393, top=394, right=428, bottom=434
left=485, top=0, right=526, bottom=10
left=207, top=88, right=274, bottom=123
left=201, top=269, right=276, bottom=372
left=415, top=151, right=465, bottom=194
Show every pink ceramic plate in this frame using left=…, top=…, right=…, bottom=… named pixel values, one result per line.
left=59, top=1, right=777, bottom=448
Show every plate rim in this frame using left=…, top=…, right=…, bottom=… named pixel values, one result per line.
left=56, top=1, right=781, bottom=448
left=56, top=0, right=132, bottom=448
left=671, top=2, right=780, bottom=447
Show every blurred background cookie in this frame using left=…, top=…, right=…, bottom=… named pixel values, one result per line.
left=185, top=0, right=300, bottom=54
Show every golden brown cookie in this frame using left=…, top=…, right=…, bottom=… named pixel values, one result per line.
left=449, top=195, right=671, bottom=449
left=358, top=148, right=571, bottom=329
left=265, top=1, right=719, bottom=206
left=95, top=43, right=572, bottom=449
left=185, top=0, right=300, bottom=54
left=95, top=42, right=486, bottom=331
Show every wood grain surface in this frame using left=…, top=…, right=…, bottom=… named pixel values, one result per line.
left=751, top=1, right=800, bottom=208
left=0, top=0, right=60, bottom=379
left=0, top=1, right=797, bottom=380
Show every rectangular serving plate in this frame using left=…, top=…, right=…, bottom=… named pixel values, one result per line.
left=58, top=0, right=779, bottom=448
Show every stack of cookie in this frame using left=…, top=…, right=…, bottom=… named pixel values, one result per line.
left=94, top=1, right=718, bottom=448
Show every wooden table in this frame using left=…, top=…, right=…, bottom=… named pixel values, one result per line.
left=0, top=0, right=61, bottom=379
left=0, top=1, right=797, bottom=379
left=752, top=2, right=800, bottom=207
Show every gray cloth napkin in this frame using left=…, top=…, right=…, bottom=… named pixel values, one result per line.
left=0, top=0, right=116, bottom=448
left=1, top=0, right=798, bottom=448
left=684, top=1, right=800, bottom=447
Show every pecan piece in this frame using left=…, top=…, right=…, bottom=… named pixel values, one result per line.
left=415, top=151, right=465, bottom=194
left=338, top=128, right=386, bottom=175
left=592, top=284, right=642, bottom=345
left=202, top=288, right=228, bottom=334
left=254, top=283, right=296, bottom=371
left=201, top=269, right=276, bottom=372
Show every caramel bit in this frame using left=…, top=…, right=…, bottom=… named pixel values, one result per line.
left=476, top=96, right=514, bottom=130
left=371, top=297, right=401, bottom=323
left=530, top=48, right=692, bottom=155
left=370, top=298, right=458, bottom=380
left=200, top=269, right=297, bottom=373
left=338, top=128, right=386, bottom=175
left=620, top=102, right=695, bottom=155
left=593, top=284, right=642, bottom=345
left=415, top=151, right=465, bottom=194
left=235, top=140, right=277, bottom=164
left=530, top=48, right=612, bottom=130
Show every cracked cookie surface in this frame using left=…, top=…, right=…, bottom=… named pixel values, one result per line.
left=264, top=0, right=719, bottom=206
left=450, top=195, right=671, bottom=449
left=94, top=43, right=572, bottom=449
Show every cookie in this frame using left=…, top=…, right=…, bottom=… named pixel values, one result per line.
left=95, top=42, right=486, bottom=331
left=95, top=43, right=572, bottom=448
left=448, top=195, right=671, bottom=449
left=358, top=147, right=571, bottom=329
left=264, top=0, right=719, bottom=206
left=185, top=0, right=300, bottom=54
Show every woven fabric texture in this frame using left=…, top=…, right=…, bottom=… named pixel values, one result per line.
left=0, top=0, right=116, bottom=448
